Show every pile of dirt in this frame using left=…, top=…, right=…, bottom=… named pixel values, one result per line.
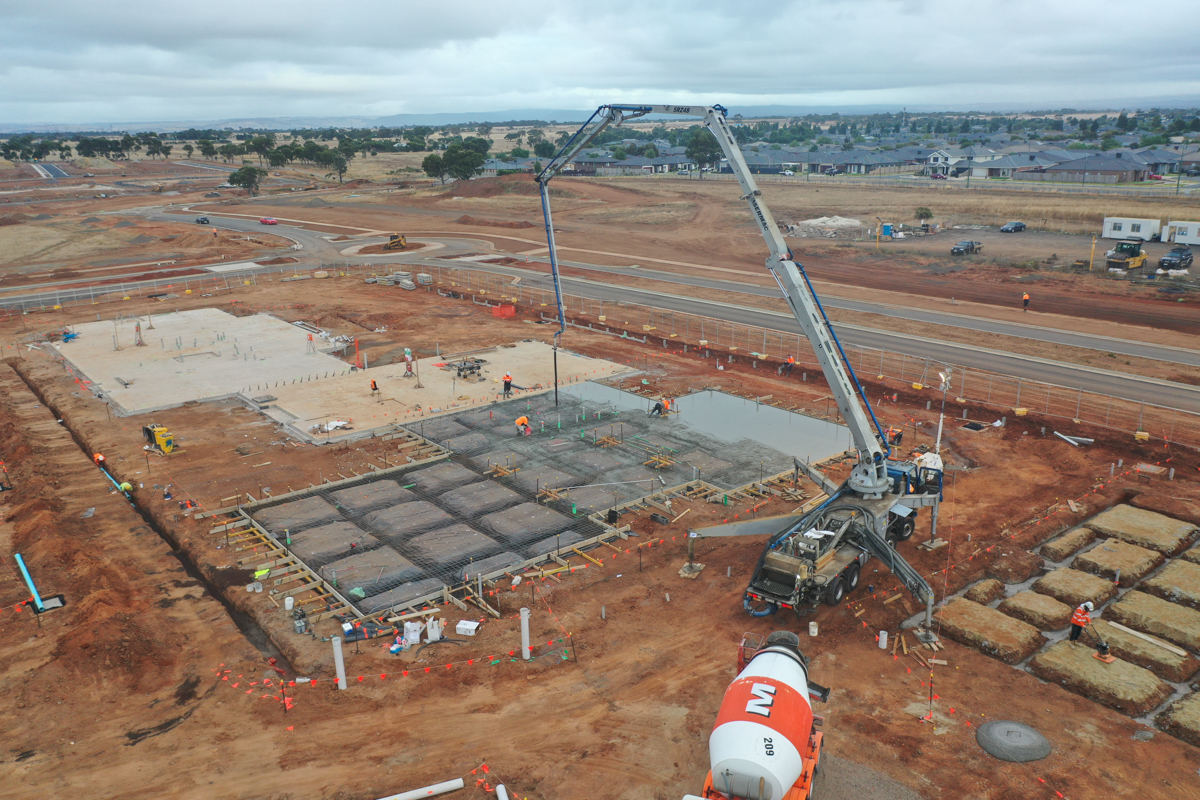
left=1085, top=504, right=1199, bottom=556
left=1032, top=567, right=1119, bottom=607
left=1029, top=641, right=1173, bottom=715
left=1141, top=560, right=1200, bottom=610
left=258, top=256, right=299, bottom=265
left=986, top=551, right=1044, bottom=584
left=1157, top=692, right=1200, bottom=747
left=1040, top=528, right=1095, bottom=561
left=963, top=578, right=1005, bottom=605
left=1073, top=540, right=1164, bottom=586
left=454, top=214, right=536, bottom=229
left=128, top=235, right=156, bottom=244
left=0, top=213, right=29, bottom=226
left=440, top=173, right=574, bottom=200
left=113, top=220, right=134, bottom=228
left=998, top=591, right=1072, bottom=630
left=1107, top=590, right=1200, bottom=651
left=937, top=598, right=1045, bottom=664
left=1091, top=620, right=1200, bottom=683
left=81, top=216, right=102, bottom=224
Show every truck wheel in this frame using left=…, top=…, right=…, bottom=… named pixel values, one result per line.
left=885, top=530, right=899, bottom=548
left=896, top=517, right=916, bottom=541
left=844, top=564, right=860, bottom=591
left=825, top=577, right=845, bottom=606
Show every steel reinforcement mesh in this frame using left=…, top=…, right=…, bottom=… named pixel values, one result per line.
left=249, top=388, right=798, bottom=615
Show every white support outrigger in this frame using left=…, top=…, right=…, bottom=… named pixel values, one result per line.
left=538, top=105, right=943, bottom=635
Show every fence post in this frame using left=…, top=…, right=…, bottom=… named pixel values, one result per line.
left=1075, top=389, right=1082, bottom=419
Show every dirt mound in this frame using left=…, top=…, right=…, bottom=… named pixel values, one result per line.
left=0, top=213, right=30, bottom=226
left=258, top=256, right=299, bottom=265
left=454, top=215, right=536, bottom=229
left=113, top=220, right=134, bottom=228
left=81, top=216, right=102, bottom=224
left=129, top=235, right=156, bottom=244
left=440, top=174, right=570, bottom=200
left=306, top=198, right=334, bottom=207
left=32, top=213, right=51, bottom=220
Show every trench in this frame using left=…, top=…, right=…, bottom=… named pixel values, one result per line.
left=4, top=357, right=292, bottom=672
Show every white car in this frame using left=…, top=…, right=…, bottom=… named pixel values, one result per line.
left=783, top=170, right=795, bottom=176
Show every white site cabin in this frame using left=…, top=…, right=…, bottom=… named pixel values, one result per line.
left=1165, top=221, right=1200, bottom=246
left=1102, top=217, right=1162, bottom=241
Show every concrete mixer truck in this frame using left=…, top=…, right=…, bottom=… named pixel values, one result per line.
left=684, top=631, right=828, bottom=800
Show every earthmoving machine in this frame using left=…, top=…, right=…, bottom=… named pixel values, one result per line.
left=540, top=105, right=942, bottom=637
left=142, top=423, right=175, bottom=454
left=684, top=630, right=828, bottom=800
left=383, top=234, right=407, bottom=251
left=1105, top=239, right=1148, bottom=271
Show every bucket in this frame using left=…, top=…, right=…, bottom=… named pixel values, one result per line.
left=878, top=630, right=888, bottom=650
left=284, top=596, right=294, bottom=612
left=253, top=582, right=263, bottom=593
left=809, top=621, right=818, bottom=637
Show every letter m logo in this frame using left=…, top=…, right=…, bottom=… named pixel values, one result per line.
left=745, top=683, right=777, bottom=717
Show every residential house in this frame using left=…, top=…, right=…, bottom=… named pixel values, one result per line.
left=968, top=152, right=1060, bottom=179
left=1038, top=153, right=1149, bottom=184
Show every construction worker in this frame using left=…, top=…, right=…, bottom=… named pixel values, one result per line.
left=1022, top=292, right=1030, bottom=312
left=93, top=453, right=106, bottom=467
left=783, top=355, right=796, bottom=377
left=502, top=372, right=513, bottom=398
left=1070, top=601, right=1094, bottom=644
left=212, top=227, right=218, bottom=238
left=370, top=379, right=380, bottom=394
left=403, top=351, right=414, bottom=378
left=514, top=415, right=531, bottom=435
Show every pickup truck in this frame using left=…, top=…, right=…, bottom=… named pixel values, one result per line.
left=951, top=240, right=983, bottom=255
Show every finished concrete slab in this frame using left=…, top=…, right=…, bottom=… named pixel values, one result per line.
left=1028, top=641, right=1174, bottom=716
left=254, top=496, right=341, bottom=534
left=1157, top=691, right=1200, bottom=748
left=1031, top=568, right=1119, bottom=608
left=1140, top=560, right=1200, bottom=611
left=320, top=549, right=424, bottom=598
left=403, top=462, right=482, bottom=495
left=437, top=482, right=523, bottom=516
left=1071, top=539, right=1164, bottom=586
left=1090, top=620, right=1200, bottom=683
left=998, top=591, right=1072, bottom=630
left=286, top=521, right=380, bottom=567
left=328, top=480, right=416, bottom=515
left=1040, top=528, right=1096, bottom=562
left=1106, top=590, right=1200, bottom=652
left=937, top=598, right=1045, bottom=664
left=1085, top=504, right=1199, bottom=556
left=362, top=501, right=454, bottom=541
left=963, top=579, right=1006, bottom=606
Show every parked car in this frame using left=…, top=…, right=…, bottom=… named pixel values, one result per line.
left=1000, top=221, right=1026, bottom=233
left=195, top=216, right=210, bottom=224
left=259, top=217, right=278, bottom=225
left=1159, top=246, right=1194, bottom=268
left=951, top=240, right=983, bottom=255
left=930, top=173, right=947, bottom=180
left=1149, top=173, right=1165, bottom=181
left=1188, top=168, right=1200, bottom=177
left=823, top=168, right=844, bottom=175
left=782, top=170, right=795, bottom=176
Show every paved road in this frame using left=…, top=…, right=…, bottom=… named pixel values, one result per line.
left=176, top=162, right=235, bottom=172
left=41, top=163, right=68, bottom=179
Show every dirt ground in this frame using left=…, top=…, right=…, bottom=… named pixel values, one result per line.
left=4, top=273, right=1200, bottom=799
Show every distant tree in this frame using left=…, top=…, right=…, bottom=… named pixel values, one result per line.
left=422, top=153, right=448, bottom=184
left=198, top=139, right=217, bottom=159
left=476, top=124, right=493, bottom=137
left=268, top=149, right=290, bottom=168
left=534, top=140, right=555, bottom=158
left=611, top=147, right=627, bottom=160
left=1117, top=112, right=1129, bottom=131
left=325, top=152, right=349, bottom=183
left=641, top=144, right=658, bottom=158
left=510, top=146, right=530, bottom=159
left=959, top=119, right=970, bottom=133
left=685, top=129, right=722, bottom=175
left=183, top=144, right=194, bottom=159
left=504, top=132, right=523, bottom=143
left=228, top=165, right=267, bottom=195
left=556, top=130, right=571, bottom=146
left=1190, top=118, right=1200, bottom=132
left=443, top=144, right=486, bottom=181
left=248, top=135, right=276, bottom=166
left=988, top=118, right=1002, bottom=133
left=526, top=129, right=545, bottom=145
left=461, top=136, right=491, bottom=156
left=1100, top=134, right=1119, bottom=151
left=58, top=144, right=72, bottom=160
left=161, top=144, right=172, bottom=159
left=915, top=207, right=933, bottom=222
left=1168, top=118, right=1186, bottom=133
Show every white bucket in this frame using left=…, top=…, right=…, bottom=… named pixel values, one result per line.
left=878, top=630, right=888, bottom=650
left=809, top=621, right=818, bottom=637
left=253, top=582, right=263, bottom=593
left=403, top=620, right=423, bottom=645
left=284, top=596, right=294, bottom=612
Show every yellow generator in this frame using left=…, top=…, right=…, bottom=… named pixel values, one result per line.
left=143, top=423, right=175, bottom=454
left=383, top=233, right=407, bottom=250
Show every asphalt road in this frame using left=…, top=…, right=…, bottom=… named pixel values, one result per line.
left=41, top=163, right=68, bottom=179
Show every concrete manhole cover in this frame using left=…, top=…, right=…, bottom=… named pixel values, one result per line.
left=976, top=721, right=1052, bottom=762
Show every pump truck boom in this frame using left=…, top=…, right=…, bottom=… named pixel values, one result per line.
left=539, top=105, right=941, bottom=635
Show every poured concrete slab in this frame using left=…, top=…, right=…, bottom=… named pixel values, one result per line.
left=986, top=551, right=1045, bottom=584
left=1091, top=620, right=1200, bottom=683
left=1085, top=504, right=1199, bottom=556
left=507, top=466, right=579, bottom=495
left=937, top=598, right=1045, bottom=664
left=405, top=524, right=501, bottom=566
left=328, top=480, right=416, bottom=515
left=1028, top=641, right=1173, bottom=716
left=963, top=579, right=1006, bottom=605
left=478, top=503, right=574, bottom=547
left=676, top=450, right=734, bottom=476
left=403, top=462, right=482, bottom=494
left=357, top=578, right=445, bottom=615
left=441, top=433, right=490, bottom=455
left=525, top=530, right=585, bottom=559
left=1040, top=528, right=1096, bottom=562
left=1072, top=539, right=1164, bottom=586
left=457, top=550, right=526, bottom=581
left=1157, top=691, right=1200, bottom=749
left=254, top=496, right=341, bottom=534
left=286, top=521, right=380, bottom=567
left=1106, top=590, right=1200, bottom=652
left=362, top=501, right=454, bottom=541
left=1032, top=568, right=1119, bottom=608
left=1141, top=560, right=1200, bottom=611
left=998, top=591, right=1072, bottom=630
left=438, top=482, right=522, bottom=516
left=320, top=549, right=424, bottom=598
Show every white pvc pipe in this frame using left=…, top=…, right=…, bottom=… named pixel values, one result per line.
left=375, top=777, right=465, bottom=800
left=496, top=785, right=510, bottom=800
left=332, top=636, right=347, bottom=690
left=520, top=607, right=531, bottom=660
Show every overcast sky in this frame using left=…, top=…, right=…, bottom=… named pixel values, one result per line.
left=2, top=0, right=1198, bottom=126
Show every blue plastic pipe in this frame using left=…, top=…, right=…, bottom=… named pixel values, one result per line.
left=14, top=554, right=44, bottom=612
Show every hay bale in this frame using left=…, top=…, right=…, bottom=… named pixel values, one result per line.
left=320, top=549, right=423, bottom=597
left=286, top=521, right=380, bottom=567
left=1091, top=620, right=1200, bottom=683
left=964, top=578, right=1006, bottom=605
left=328, top=480, right=415, bottom=515
left=403, top=462, right=482, bottom=494
left=478, top=503, right=574, bottom=546
left=438, top=482, right=522, bottom=516
left=254, top=496, right=340, bottom=534
left=1141, top=560, right=1200, bottom=611
left=405, top=524, right=501, bottom=566
left=998, top=591, right=1072, bottom=630
left=1032, top=568, right=1119, bottom=608
left=986, top=551, right=1045, bottom=584
left=1157, top=691, right=1200, bottom=748
left=1040, top=528, right=1096, bottom=562
left=1028, top=641, right=1173, bottom=716
left=1072, top=540, right=1163, bottom=586
left=1085, top=504, right=1199, bottom=556
left=362, top=501, right=453, bottom=541
left=937, top=598, right=1045, bottom=664
left=1107, top=591, right=1200, bottom=652
left=356, top=578, right=445, bottom=614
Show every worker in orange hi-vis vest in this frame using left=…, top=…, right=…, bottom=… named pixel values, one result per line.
left=783, top=355, right=796, bottom=377
left=514, top=415, right=531, bottom=435
left=503, top=372, right=513, bottom=398
left=1069, top=601, right=1093, bottom=644
left=370, top=379, right=379, bottom=394
left=1022, top=292, right=1030, bottom=312
left=93, top=453, right=106, bottom=467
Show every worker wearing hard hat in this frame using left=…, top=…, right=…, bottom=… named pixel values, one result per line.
left=515, top=416, right=531, bottom=436
left=783, top=355, right=796, bottom=377
left=93, top=453, right=106, bottom=467
left=1069, top=601, right=1094, bottom=644
left=502, top=372, right=513, bottom=398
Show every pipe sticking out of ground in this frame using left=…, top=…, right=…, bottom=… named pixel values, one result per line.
left=375, top=777, right=465, bottom=800
left=520, top=607, right=531, bottom=661
left=332, top=636, right=347, bottom=690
